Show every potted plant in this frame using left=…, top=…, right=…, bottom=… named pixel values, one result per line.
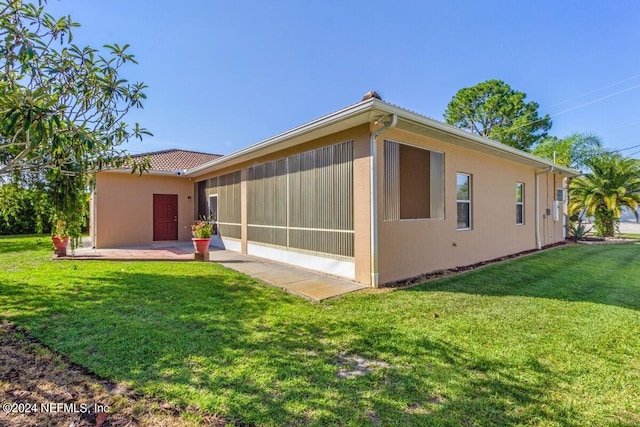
left=51, top=218, right=70, bottom=256
left=48, top=169, right=89, bottom=257
left=191, top=219, right=214, bottom=254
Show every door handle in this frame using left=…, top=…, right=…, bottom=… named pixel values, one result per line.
left=174, top=216, right=177, bottom=222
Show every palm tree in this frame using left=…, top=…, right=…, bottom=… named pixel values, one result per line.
left=569, top=153, right=640, bottom=237
left=532, top=132, right=604, bottom=171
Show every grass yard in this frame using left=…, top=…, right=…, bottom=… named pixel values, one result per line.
left=1, top=235, right=639, bottom=426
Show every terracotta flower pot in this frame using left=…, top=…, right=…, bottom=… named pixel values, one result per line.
left=192, top=237, right=211, bottom=254
left=52, top=236, right=69, bottom=257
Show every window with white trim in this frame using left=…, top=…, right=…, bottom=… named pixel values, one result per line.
left=516, top=182, right=524, bottom=225
left=457, top=173, right=471, bottom=230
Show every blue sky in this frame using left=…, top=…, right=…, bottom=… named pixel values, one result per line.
left=46, top=0, right=640, bottom=157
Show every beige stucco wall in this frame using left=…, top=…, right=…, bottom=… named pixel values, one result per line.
left=538, top=170, right=567, bottom=246
left=93, top=172, right=195, bottom=248
left=352, top=133, right=372, bottom=285
left=376, top=127, right=568, bottom=285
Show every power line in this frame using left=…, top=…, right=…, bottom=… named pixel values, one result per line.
left=601, top=118, right=640, bottom=132
left=548, top=83, right=640, bottom=118
left=547, top=73, right=640, bottom=108
left=612, top=143, right=640, bottom=153
left=506, top=82, right=640, bottom=134
left=625, top=148, right=640, bottom=157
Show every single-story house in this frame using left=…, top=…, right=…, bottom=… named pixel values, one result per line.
left=90, top=149, right=222, bottom=247
left=91, top=93, right=579, bottom=287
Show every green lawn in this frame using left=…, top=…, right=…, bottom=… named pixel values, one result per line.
left=1, top=235, right=639, bottom=426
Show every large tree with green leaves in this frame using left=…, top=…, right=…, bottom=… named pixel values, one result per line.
left=569, top=153, right=640, bottom=237
left=0, top=0, right=150, bottom=176
left=0, top=0, right=150, bottom=239
left=444, top=79, right=552, bottom=151
left=533, top=132, right=605, bottom=171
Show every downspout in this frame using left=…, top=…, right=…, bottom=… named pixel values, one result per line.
left=370, top=114, right=397, bottom=288
left=535, top=166, right=554, bottom=249
left=562, top=177, right=569, bottom=239
left=92, top=190, right=97, bottom=248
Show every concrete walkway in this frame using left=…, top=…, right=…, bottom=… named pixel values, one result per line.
left=67, top=242, right=366, bottom=301
left=206, top=248, right=366, bottom=301
left=68, top=244, right=193, bottom=261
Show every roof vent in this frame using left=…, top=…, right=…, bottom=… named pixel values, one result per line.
left=361, top=90, right=382, bottom=101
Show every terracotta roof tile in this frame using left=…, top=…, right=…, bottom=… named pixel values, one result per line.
left=130, top=149, right=221, bottom=172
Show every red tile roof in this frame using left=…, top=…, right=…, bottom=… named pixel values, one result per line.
left=130, top=149, right=221, bottom=172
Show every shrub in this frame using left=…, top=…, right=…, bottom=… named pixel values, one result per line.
left=569, top=221, right=592, bottom=241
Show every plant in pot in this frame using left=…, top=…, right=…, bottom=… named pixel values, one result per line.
left=191, top=219, right=214, bottom=254
left=51, top=218, right=70, bottom=256
left=47, top=163, right=89, bottom=257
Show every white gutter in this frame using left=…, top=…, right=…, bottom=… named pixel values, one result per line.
left=187, top=99, right=376, bottom=176
left=370, top=99, right=579, bottom=177
left=535, top=166, right=555, bottom=249
left=102, top=168, right=189, bottom=177
left=562, top=177, right=569, bottom=239
left=370, top=114, right=397, bottom=288
left=91, top=188, right=97, bottom=248
left=183, top=98, right=578, bottom=179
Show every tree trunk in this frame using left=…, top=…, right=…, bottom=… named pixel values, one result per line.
left=594, top=208, right=616, bottom=237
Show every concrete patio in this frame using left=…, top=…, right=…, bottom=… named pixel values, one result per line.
left=206, top=248, right=366, bottom=301
left=66, top=242, right=366, bottom=301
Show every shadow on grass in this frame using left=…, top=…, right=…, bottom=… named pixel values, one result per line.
left=0, top=265, right=595, bottom=426
left=406, top=244, right=640, bottom=311
left=0, top=235, right=47, bottom=254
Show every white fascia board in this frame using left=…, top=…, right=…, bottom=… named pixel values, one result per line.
left=99, top=168, right=190, bottom=177
left=370, top=100, right=580, bottom=177
left=186, top=97, right=579, bottom=179
left=186, top=99, right=376, bottom=177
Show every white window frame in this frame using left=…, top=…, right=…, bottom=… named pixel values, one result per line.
left=456, top=173, right=472, bottom=230
left=516, top=182, right=524, bottom=225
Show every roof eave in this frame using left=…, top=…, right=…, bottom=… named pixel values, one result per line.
left=187, top=99, right=377, bottom=176
left=187, top=97, right=579, bottom=178
left=370, top=100, right=580, bottom=177
left=99, top=168, right=189, bottom=177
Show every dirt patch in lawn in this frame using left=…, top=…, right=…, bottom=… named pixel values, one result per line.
left=335, top=352, right=390, bottom=379
left=0, top=321, right=234, bottom=427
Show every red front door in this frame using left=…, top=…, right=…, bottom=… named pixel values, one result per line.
left=153, top=194, right=178, bottom=241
